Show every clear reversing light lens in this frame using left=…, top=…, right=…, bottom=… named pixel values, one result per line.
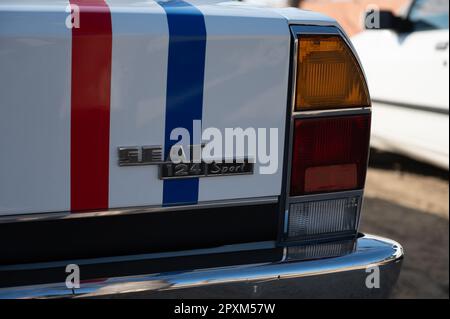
left=295, top=35, right=370, bottom=111
left=288, top=196, right=360, bottom=239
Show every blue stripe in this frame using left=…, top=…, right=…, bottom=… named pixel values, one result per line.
left=158, top=0, right=206, bottom=206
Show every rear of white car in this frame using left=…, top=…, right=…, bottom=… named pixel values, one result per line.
left=0, top=0, right=403, bottom=298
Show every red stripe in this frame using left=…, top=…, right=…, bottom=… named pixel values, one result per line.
left=70, top=0, right=112, bottom=212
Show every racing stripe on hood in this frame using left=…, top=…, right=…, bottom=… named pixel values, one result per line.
left=70, top=0, right=112, bottom=212
left=158, top=0, right=207, bottom=206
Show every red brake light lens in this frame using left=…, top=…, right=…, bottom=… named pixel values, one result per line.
left=290, top=114, right=371, bottom=196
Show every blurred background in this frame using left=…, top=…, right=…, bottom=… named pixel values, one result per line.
left=245, top=0, right=449, bottom=299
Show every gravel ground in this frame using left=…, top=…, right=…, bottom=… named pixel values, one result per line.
left=360, top=151, right=449, bottom=299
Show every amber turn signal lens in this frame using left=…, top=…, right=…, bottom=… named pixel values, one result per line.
left=295, top=35, right=370, bottom=111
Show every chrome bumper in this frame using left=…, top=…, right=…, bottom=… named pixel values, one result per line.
left=0, top=234, right=403, bottom=299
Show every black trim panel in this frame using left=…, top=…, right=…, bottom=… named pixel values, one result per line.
left=0, top=203, right=279, bottom=265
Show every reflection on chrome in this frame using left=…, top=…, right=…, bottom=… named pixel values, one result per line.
left=287, top=239, right=356, bottom=261
left=0, top=234, right=403, bottom=299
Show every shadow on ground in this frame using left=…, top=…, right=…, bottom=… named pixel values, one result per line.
left=369, top=149, right=449, bottom=181
left=361, top=197, right=449, bottom=299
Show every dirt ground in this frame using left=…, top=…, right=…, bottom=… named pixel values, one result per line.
left=361, top=151, right=449, bottom=299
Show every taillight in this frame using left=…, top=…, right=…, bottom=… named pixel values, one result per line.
left=290, top=115, right=371, bottom=196
left=284, top=27, right=371, bottom=242
left=295, top=35, right=370, bottom=111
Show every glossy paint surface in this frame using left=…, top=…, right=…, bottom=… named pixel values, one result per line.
left=108, top=1, right=169, bottom=209
left=70, top=0, right=112, bottom=212
left=196, top=2, right=290, bottom=202
left=0, top=0, right=339, bottom=215
left=0, top=2, right=71, bottom=215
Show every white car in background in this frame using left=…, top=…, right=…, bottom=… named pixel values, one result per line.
left=352, top=0, right=449, bottom=169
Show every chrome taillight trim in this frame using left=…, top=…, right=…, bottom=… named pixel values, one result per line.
left=292, top=107, right=371, bottom=119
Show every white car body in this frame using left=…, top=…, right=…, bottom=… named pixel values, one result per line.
left=0, top=0, right=337, bottom=216
left=352, top=0, right=449, bottom=169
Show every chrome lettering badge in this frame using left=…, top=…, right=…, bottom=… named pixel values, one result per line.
left=118, top=145, right=254, bottom=179
left=160, top=160, right=253, bottom=180
left=118, top=146, right=163, bottom=166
